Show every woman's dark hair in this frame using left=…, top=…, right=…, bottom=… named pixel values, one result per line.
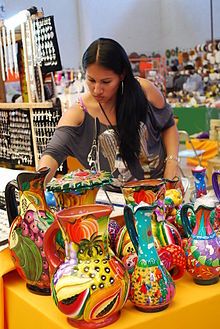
left=82, top=37, right=147, bottom=166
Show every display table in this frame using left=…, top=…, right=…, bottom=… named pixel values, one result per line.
left=2, top=248, right=220, bottom=329
left=0, top=248, right=15, bottom=329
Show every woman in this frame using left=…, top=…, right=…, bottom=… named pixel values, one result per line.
left=39, top=38, right=183, bottom=192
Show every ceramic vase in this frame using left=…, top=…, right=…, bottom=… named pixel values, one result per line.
left=212, top=204, right=220, bottom=239
left=118, top=179, right=186, bottom=280
left=5, top=167, right=54, bottom=295
left=124, top=203, right=175, bottom=312
left=43, top=204, right=130, bottom=329
left=46, top=169, right=112, bottom=210
left=212, top=170, right=220, bottom=202
left=165, top=188, right=186, bottom=238
left=192, top=166, right=207, bottom=199
left=181, top=197, right=220, bottom=285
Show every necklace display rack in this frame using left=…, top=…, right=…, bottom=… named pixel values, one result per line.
left=0, top=8, right=64, bottom=173
left=0, top=102, right=63, bottom=170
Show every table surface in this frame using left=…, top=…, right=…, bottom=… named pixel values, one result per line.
left=2, top=259, right=220, bottom=329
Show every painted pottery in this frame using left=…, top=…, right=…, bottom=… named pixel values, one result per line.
left=181, top=197, right=220, bottom=285
left=213, top=204, right=220, bottom=239
left=212, top=170, right=220, bottom=202
left=192, top=166, right=207, bottom=199
left=43, top=204, right=130, bottom=329
left=118, top=179, right=186, bottom=280
left=124, top=202, right=175, bottom=312
left=165, top=176, right=180, bottom=191
left=122, top=179, right=166, bottom=222
left=165, top=188, right=182, bottom=218
left=5, top=167, right=54, bottom=295
left=209, top=170, right=220, bottom=238
left=165, top=188, right=186, bottom=238
left=46, top=169, right=112, bottom=210
left=108, top=219, right=121, bottom=252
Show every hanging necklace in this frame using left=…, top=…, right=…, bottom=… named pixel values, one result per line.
left=98, top=102, right=127, bottom=171
left=98, top=102, right=118, bottom=136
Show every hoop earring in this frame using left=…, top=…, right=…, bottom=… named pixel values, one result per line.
left=121, top=80, right=124, bottom=95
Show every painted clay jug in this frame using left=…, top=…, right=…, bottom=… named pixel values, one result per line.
left=118, top=179, right=185, bottom=280
left=207, top=170, right=220, bottom=238
left=212, top=204, right=220, bottom=239
left=165, top=188, right=186, bottom=238
left=212, top=170, right=220, bottom=202
left=5, top=167, right=54, bottom=295
left=124, top=202, right=175, bottom=312
left=43, top=204, right=130, bottom=329
left=181, top=197, right=220, bottom=285
left=192, top=166, right=207, bottom=199
left=46, top=169, right=112, bottom=210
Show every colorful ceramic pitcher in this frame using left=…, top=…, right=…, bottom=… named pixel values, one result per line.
left=181, top=197, right=220, bottom=285
left=118, top=179, right=185, bottom=280
left=212, top=170, right=220, bottom=202
left=43, top=204, right=130, bottom=329
left=192, top=166, right=207, bottom=199
left=46, top=169, right=112, bottom=210
left=124, top=202, right=175, bottom=312
left=5, top=167, right=54, bottom=295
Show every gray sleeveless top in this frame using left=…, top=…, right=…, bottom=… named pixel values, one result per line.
left=43, top=100, right=174, bottom=181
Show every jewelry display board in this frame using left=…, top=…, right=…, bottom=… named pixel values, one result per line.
left=0, top=107, right=34, bottom=166
left=0, top=101, right=65, bottom=173
left=32, top=102, right=62, bottom=163
left=0, top=8, right=65, bottom=173
left=33, top=15, right=62, bottom=74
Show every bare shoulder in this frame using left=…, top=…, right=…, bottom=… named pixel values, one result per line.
left=58, top=100, right=85, bottom=127
left=136, top=77, right=165, bottom=109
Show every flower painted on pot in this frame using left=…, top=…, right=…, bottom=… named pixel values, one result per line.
left=66, top=216, right=99, bottom=244
left=133, top=189, right=156, bottom=204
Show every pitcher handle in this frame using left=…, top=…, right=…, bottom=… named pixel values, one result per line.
left=180, top=203, right=194, bottom=238
left=5, top=179, right=19, bottom=226
left=212, top=170, right=220, bottom=201
left=124, top=205, right=139, bottom=254
left=43, top=217, right=63, bottom=274
left=163, top=176, right=179, bottom=190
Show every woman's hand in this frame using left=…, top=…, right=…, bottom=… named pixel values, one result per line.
left=163, top=159, right=185, bottom=197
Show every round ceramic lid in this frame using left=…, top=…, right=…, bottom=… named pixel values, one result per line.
left=46, top=169, right=113, bottom=193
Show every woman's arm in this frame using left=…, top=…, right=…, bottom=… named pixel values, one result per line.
left=137, top=77, right=165, bottom=108
left=37, top=154, right=59, bottom=185
left=162, top=124, right=184, bottom=195
left=37, top=102, right=85, bottom=183
left=162, top=124, right=179, bottom=178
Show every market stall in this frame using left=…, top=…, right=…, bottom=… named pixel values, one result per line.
left=0, top=7, right=63, bottom=171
